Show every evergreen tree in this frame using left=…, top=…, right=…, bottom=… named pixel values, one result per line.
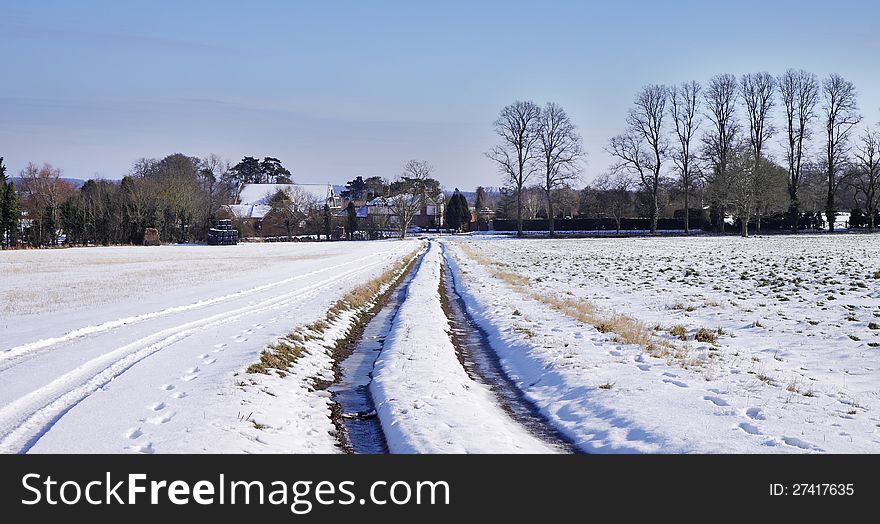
left=445, top=189, right=471, bottom=232
left=60, top=198, right=85, bottom=246
left=0, top=157, right=7, bottom=247
left=0, top=158, right=17, bottom=248
left=42, top=203, right=58, bottom=247
left=346, top=201, right=358, bottom=240
left=230, top=156, right=262, bottom=185
left=4, top=182, right=20, bottom=247
left=260, top=157, right=292, bottom=184
left=342, top=176, right=367, bottom=200
left=455, top=191, right=470, bottom=231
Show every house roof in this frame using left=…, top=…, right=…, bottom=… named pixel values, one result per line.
left=225, top=203, right=271, bottom=219
left=335, top=206, right=368, bottom=218
left=238, top=183, right=337, bottom=206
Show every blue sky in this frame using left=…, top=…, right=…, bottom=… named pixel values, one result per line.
left=1, top=0, right=878, bottom=189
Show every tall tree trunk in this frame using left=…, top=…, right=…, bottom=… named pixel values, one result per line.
left=650, top=194, right=658, bottom=234
left=789, top=187, right=800, bottom=231
left=683, top=190, right=690, bottom=234
left=516, top=186, right=524, bottom=237
left=546, top=190, right=555, bottom=237
left=826, top=190, right=836, bottom=232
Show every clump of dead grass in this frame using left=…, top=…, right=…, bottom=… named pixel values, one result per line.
left=458, top=243, right=695, bottom=366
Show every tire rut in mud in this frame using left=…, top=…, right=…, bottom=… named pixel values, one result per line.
left=439, top=246, right=580, bottom=454
left=327, top=251, right=425, bottom=454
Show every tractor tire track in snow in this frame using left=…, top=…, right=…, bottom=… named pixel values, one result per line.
left=439, top=244, right=579, bottom=454
left=369, top=242, right=558, bottom=453
left=0, top=249, right=408, bottom=454
left=0, top=247, right=404, bottom=369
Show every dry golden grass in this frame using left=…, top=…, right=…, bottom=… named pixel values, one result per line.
left=458, top=243, right=697, bottom=364
left=459, top=244, right=530, bottom=286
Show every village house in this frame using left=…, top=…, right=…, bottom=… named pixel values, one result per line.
left=221, top=182, right=342, bottom=238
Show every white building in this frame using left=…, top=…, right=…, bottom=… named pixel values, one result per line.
left=225, top=183, right=340, bottom=219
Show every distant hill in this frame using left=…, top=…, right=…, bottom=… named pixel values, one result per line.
left=443, top=187, right=501, bottom=205
left=10, top=177, right=86, bottom=190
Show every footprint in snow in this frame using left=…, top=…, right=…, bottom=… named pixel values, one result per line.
left=149, top=401, right=166, bottom=412
left=126, top=442, right=155, bottom=454
left=197, top=353, right=208, bottom=359
left=662, top=379, right=688, bottom=388
left=703, top=396, right=729, bottom=407
left=147, top=411, right=176, bottom=425
left=737, top=422, right=762, bottom=435
left=186, top=366, right=200, bottom=374
left=181, top=373, right=199, bottom=382
left=126, top=427, right=143, bottom=440
left=782, top=436, right=822, bottom=451
left=214, top=343, right=227, bottom=349
left=745, top=407, right=766, bottom=420
left=171, top=391, right=187, bottom=399
left=201, top=357, right=217, bottom=365
left=636, top=364, right=651, bottom=371
left=160, top=384, right=175, bottom=391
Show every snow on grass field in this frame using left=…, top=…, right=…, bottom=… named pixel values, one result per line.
left=0, top=241, right=418, bottom=453
left=4, top=234, right=877, bottom=454
left=446, top=234, right=880, bottom=453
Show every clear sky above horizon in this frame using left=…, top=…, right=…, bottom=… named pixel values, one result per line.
left=2, top=0, right=878, bottom=189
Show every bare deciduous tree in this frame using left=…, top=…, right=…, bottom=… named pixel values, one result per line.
left=388, top=159, right=434, bottom=239
left=593, top=171, right=634, bottom=234
left=778, top=69, right=819, bottom=230
left=19, top=162, right=74, bottom=246
left=727, top=143, right=755, bottom=233
left=486, top=101, right=542, bottom=237
left=537, top=102, right=584, bottom=236
left=199, top=153, right=231, bottom=234
left=851, top=128, right=880, bottom=230
left=739, top=72, right=776, bottom=237
left=670, top=81, right=701, bottom=234
left=821, top=74, right=861, bottom=231
left=702, top=74, right=740, bottom=233
left=519, top=185, right=544, bottom=219
left=753, top=157, right=790, bottom=233
left=608, top=84, right=668, bottom=233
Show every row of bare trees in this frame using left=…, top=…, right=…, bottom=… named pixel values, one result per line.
left=11, top=154, right=235, bottom=247
left=607, top=71, right=878, bottom=235
left=486, top=101, right=585, bottom=236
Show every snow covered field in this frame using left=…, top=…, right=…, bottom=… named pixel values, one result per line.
left=4, top=234, right=878, bottom=454
left=0, top=241, right=417, bottom=453
left=446, top=234, right=880, bottom=453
